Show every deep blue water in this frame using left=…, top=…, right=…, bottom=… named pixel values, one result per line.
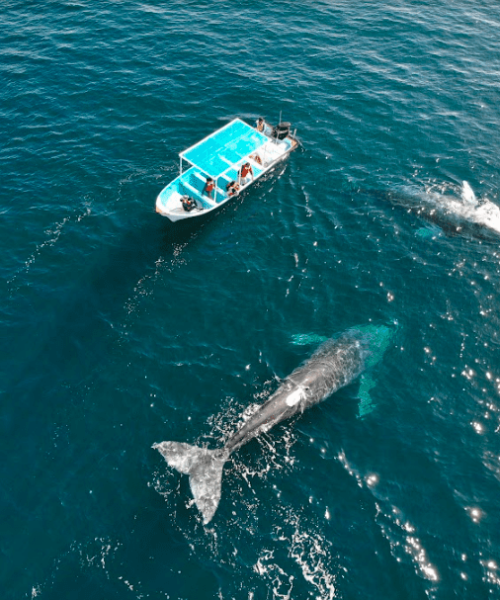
left=2, top=1, right=500, bottom=598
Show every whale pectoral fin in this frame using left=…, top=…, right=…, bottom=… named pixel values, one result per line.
left=416, top=225, right=443, bottom=240
left=356, top=374, right=377, bottom=419
left=291, top=333, right=329, bottom=346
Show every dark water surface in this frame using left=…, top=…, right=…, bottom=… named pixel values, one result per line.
left=2, top=1, right=500, bottom=598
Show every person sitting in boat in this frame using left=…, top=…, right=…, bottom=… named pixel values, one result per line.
left=204, top=177, right=215, bottom=198
left=256, top=117, right=272, bottom=136
left=180, top=195, right=196, bottom=212
left=239, top=162, right=254, bottom=186
left=250, top=152, right=262, bottom=165
left=226, top=180, right=240, bottom=197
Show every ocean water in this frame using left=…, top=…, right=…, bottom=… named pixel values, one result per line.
left=2, top=1, right=500, bottom=598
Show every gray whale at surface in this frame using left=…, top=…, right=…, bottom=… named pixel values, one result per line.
left=153, top=324, right=393, bottom=524
left=375, top=181, right=500, bottom=240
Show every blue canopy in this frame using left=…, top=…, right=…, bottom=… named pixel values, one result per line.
left=180, top=118, right=268, bottom=179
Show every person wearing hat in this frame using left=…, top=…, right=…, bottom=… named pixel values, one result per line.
left=180, top=195, right=196, bottom=212
left=226, top=180, right=240, bottom=197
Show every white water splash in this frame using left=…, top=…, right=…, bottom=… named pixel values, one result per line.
left=254, top=549, right=295, bottom=600
left=425, top=181, right=500, bottom=236
left=253, top=508, right=337, bottom=600
left=461, top=181, right=477, bottom=205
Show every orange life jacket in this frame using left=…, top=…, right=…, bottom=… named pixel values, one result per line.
left=240, top=164, right=251, bottom=178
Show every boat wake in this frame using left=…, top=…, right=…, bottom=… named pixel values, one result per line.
left=7, top=203, right=92, bottom=294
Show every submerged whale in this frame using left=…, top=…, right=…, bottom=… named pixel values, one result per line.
left=153, top=324, right=393, bottom=524
left=383, top=181, right=500, bottom=240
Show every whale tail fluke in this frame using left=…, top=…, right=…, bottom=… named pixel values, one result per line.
left=153, top=441, right=227, bottom=524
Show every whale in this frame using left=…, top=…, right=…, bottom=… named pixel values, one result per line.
left=153, top=324, right=393, bottom=524
left=379, top=181, right=500, bottom=240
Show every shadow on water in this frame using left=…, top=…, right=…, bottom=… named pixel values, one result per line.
left=2, top=213, right=210, bottom=427
left=0, top=209, right=224, bottom=599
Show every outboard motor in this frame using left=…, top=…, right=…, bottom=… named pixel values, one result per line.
left=272, top=122, right=291, bottom=140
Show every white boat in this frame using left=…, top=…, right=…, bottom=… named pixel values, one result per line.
left=155, top=117, right=299, bottom=222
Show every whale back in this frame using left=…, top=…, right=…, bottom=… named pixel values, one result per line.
left=224, top=327, right=378, bottom=456
left=287, top=331, right=369, bottom=410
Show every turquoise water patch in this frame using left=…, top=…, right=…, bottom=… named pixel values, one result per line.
left=290, top=333, right=329, bottom=345
left=416, top=225, right=444, bottom=239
